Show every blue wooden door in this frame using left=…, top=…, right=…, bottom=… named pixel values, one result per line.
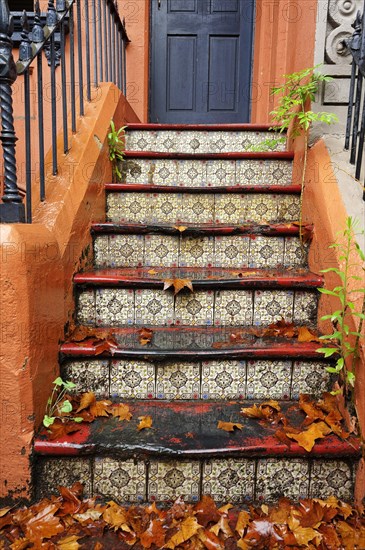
left=150, top=0, right=255, bottom=123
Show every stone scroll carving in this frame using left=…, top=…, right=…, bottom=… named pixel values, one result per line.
left=325, top=0, right=363, bottom=65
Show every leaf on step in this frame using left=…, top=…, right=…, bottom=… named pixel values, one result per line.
left=73, top=509, right=103, bottom=523
left=262, top=318, right=297, bottom=338
left=287, top=514, right=319, bottom=546
left=140, top=518, right=166, bottom=548
left=102, top=501, right=132, bottom=532
left=164, top=516, right=202, bottom=549
left=163, top=278, right=193, bottom=295
left=210, top=514, right=234, bottom=537
left=148, top=269, right=159, bottom=275
left=174, top=225, right=187, bottom=232
left=137, top=415, right=153, bottom=431
left=57, top=484, right=82, bottom=516
left=0, top=507, right=12, bottom=517
left=138, top=327, right=154, bottom=345
left=56, top=534, right=81, bottom=549
left=241, top=400, right=281, bottom=421
left=194, top=495, right=221, bottom=527
left=297, top=326, right=320, bottom=343
left=285, top=421, right=332, bottom=452
left=292, top=222, right=313, bottom=243
left=9, top=539, right=30, bottom=550
left=90, top=399, right=112, bottom=417
left=112, top=404, right=132, bottom=421
left=76, top=392, right=96, bottom=413
left=235, top=510, right=250, bottom=537
left=217, top=421, right=243, bottom=432
left=47, top=420, right=82, bottom=440
left=25, top=503, right=64, bottom=542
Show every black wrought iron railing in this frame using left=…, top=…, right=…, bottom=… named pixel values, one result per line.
left=0, top=0, right=129, bottom=223
left=345, top=0, right=365, bottom=201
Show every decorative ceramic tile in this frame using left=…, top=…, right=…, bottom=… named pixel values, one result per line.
left=214, top=290, right=253, bottom=326
left=277, top=195, right=300, bottom=221
left=236, top=160, right=263, bottom=185
left=94, top=458, right=147, bottom=502
left=95, top=288, right=134, bottom=326
left=207, top=160, right=236, bottom=186
left=249, top=237, right=285, bottom=268
left=150, top=193, right=182, bottom=223
left=151, top=160, right=179, bottom=186
left=209, top=132, right=230, bottom=153
left=309, top=460, right=354, bottom=500
left=214, top=236, right=249, bottom=268
left=126, top=130, right=156, bottom=152
left=263, top=160, right=293, bottom=186
left=245, top=195, right=278, bottom=223
left=253, top=290, right=294, bottom=325
left=181, top=194, right=214, bottom=223
left=154, top=132, right=180, bottom=153
left=201, top=360, right=246, bottom=399
left=283, top=237, right=307, bottom=267
left=110, top=359, right=155, bottom=398
left=109, top=234, right=144, bottom=268
left=179, top=160, right=207, bottom=187
left=175, top=291, right=214, bottom=326
left=135, top=289, right=174, bottom=325
left=182, top=131, right=209, bottom=153
left=214, top=195, right=245, bottom=224
left=246, top=360, right=291, bottom=400
left=77, top=289, right=96, bottom=325
left=156, top=362, right=200, bottom=399
left=107, top=192, right=150, bottom=223
left=179, top=237, right=214, bottom=267
left=144, top=235, right=179, bottom=267
left=203, top=459, right=255, bottom=503
left=291, top=361, right=332, bottom=399
left=255, top=459, right=310, bottom=501
left=36, top=458, right=92, bottom=499
left=94, top=235, right=109, bottom=268
left=148, top=461, right=201, bottom=502
left=63, top=360, right=110, bottom=397
left=293, top=291, right=318, bottom=324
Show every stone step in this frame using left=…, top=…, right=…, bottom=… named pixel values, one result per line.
left=62, top=355, right=332, bottom=401
left=106, top=190, right=300, bottom=225
left=125, top=123, right=286, bottom=153
left=34, top=401, right=359, bottom=504
left=120, top=152, right=294, bottom=187
left=93, top=223, right=307, bottom=269
left=77, top=287, right=318, bottom=327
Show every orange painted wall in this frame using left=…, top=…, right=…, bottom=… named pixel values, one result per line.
left=0, top=85, right=140, bottom=500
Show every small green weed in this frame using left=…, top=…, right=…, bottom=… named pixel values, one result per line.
left=107, top=120, right=126, bottom=182
left=43, top=377, right=83, bottom=428
left=317, top=217, right=365, bottom=388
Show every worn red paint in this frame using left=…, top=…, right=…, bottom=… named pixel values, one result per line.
left=105, top=183, right=303, bottom=194
left=126, top=123, right=281, bottom=131
left=124, top=151, right=294, bottom=160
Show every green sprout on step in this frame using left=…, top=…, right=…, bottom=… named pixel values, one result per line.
left=43, top=377, right=83, bottom=428
left=107, top=120, right=126, bottom=182
left=316, top=217, right=365, bottom=389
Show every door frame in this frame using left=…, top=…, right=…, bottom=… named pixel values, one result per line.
left=148, top=0, right=257, bottom=123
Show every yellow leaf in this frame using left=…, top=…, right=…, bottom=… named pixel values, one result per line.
left=90, top=399, right=112, bottom=417
left=237, top=540, right=251, bottom=550
left=298, top=326, right=319, bottom=342
left=217, top=421, right=243, bottom=432
left=210, top=515, right=234, bottom=537
left=218, top=503, right=233, bottom=514
left=163, top=278, right=194, bottom=295
left=174, top=225, right=187, bottom=232
left=138, top=415, right=153, bottom=431
left=288, top=514, right=319, bottom=546
left=73, top=509, right=102, bottom=522
left=164, top=516, right=201, bottom=548
left=112, top=404, right=132, bottom=421
left=285, top=421, right=332, bottom=452
left=56, top=535, right=81, bottom=550
left=235, top=510, right=250, bottom=537
left=0, top=507, right=12, bottom=517
left=102, top=501, right=132, bottom=532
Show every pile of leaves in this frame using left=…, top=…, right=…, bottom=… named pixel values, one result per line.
left=1, top=485, right=364, bottom=549
left=43, top=381, right=152, bottom=440
left=217, top=392, right=356, bottom=453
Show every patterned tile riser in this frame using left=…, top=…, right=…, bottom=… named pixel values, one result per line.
left=120, top=159, right=293, bottom=187
left=63, top=359, right=332, bottom=400
left=36, top=457, right=355, bottom=503
left=94, top=235, right=307, bottom=269
left=106, top=193, right=300, bottom=224
left=77, top=288, right=318, bottom=327
left=125, top=130, right=287, bottom=153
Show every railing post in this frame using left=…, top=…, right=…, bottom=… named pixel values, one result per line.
left=0, top=0, right=25, bottom=223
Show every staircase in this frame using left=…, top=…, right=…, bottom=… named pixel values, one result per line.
left=34, top=124, right=360, bottom=505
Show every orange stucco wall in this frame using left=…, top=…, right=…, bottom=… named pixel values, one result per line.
left=0, top=84, right=139, bottom=500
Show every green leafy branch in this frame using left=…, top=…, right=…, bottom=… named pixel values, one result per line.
left=43, top=377, right=83, bottom=428
left=107, top=120, right=126, bottom=182
left=317, top=217, right=365, bottom=389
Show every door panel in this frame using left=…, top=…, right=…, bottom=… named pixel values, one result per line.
left=150, top=0, right=254, bottom=123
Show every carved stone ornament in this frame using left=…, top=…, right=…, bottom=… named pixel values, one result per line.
left=325, top=0, right=364, bottom=64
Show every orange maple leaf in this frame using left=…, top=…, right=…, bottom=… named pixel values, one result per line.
left=163, top=278, right=194, bottom=295
left=137, top=415, right=153, bottom=431
left=217, top=421, right=243, bottom=432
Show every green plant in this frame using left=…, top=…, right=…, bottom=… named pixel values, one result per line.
left=43, top=377, right=83, bottom=428
left=249, top=66, right=338, bottom=248
left=107, top=120, right=126, bottom=182
left=317, top=217, right=365, bottom=389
